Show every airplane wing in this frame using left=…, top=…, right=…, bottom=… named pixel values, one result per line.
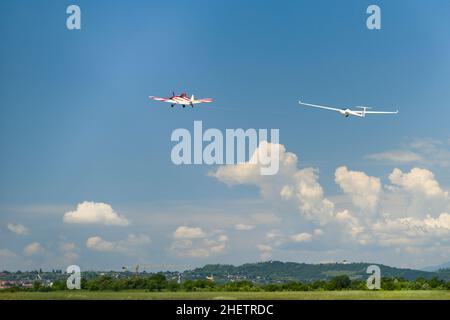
left=299, top=101, right=342, bottom=112
left=149, top=96, right=176, bottom=103
left=363, top=110, right=399, bottom=114
left=192, top=98, right=214, bottom=104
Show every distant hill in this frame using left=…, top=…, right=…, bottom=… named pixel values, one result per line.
left=185, top=261, right=444, bottom=283
left=422, top=261, right=450, bottom=272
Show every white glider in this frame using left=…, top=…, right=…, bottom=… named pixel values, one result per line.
left=298, top=100, right=398, bottom=118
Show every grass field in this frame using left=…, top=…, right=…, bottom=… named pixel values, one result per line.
left=0, top=290, right=449, bottom=300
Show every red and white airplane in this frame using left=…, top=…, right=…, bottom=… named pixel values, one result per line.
left=149, top=92, right=213, bottom=108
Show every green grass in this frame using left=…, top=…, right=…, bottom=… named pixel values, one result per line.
left=0, top=290, right=449, bottom=300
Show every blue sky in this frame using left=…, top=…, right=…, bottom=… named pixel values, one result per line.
left=1, top=0, right=450, bottom=271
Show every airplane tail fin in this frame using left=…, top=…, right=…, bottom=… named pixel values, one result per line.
left=356, top=106, right=372, bottom=117
left=191, top=95, right=195, bottom=102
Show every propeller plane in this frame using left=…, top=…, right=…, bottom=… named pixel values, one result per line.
left=149, top=92, right=213, bottom=108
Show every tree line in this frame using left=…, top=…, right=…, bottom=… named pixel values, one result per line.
left=4, top=274, right=450, bottom=292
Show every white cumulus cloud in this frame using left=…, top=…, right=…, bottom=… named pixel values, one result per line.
left=389, top=167, right=448, bottom=199
left=7, top=223, right=29, bottom=235
left=173, top=226, right=206, bottom=239
left=170, top=227, right=228, bottom=258
left=86, top=234, right=150, bottom=252
left=23, top=242, right=45, bottom=256
left=63, top=201, right=129, bottom=226
left=211, top=142, right=335, bottom=224
left=86, top=236, right=115, bottom=252
left=257, top=244, right=273, bottom=261
left=335, top=166, right=381, bottom=211
left=365, top=138, right=450, bottom=167
left=210, top=143, right=450, bottom=265
left=365, top=150, right=423, bottom=163
left=371, top=213, right=450, bottom=247
left=290, top=232, right=312, bottom=242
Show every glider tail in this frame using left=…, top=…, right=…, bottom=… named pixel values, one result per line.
left=356, top=106, right=372, bottom=117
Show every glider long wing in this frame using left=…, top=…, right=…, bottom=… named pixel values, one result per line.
left=363, top=110, right=399, bottom=114
left=299, top=101, right=342, bottom=112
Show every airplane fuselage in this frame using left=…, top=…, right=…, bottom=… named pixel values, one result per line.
left=149, top=93, right=213, bottom=108
left=339, top=109, right=364, bottom=117
left=172, top=96, right=192, bottom=105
